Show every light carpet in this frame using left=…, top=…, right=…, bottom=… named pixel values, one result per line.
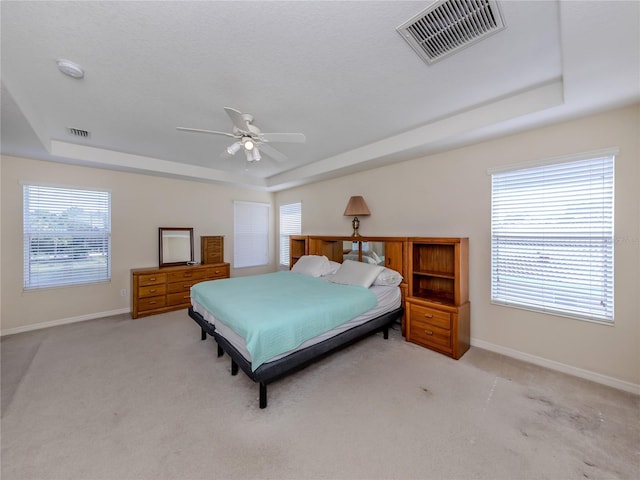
left=1, top=310, right=638, bottom=479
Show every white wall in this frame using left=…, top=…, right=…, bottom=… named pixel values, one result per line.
left=0, top=157, right=274, bottom=332
left=275, top=104, right=640, bottom=388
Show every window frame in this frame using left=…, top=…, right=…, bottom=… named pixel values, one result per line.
left=489, top=149, right=616, bottom=324
left=23, top=183, right=112, bottom=290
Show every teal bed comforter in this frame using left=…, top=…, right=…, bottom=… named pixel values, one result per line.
left=191, top=271, right=377, bottom=370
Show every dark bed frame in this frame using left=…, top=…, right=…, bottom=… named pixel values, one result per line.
left=188, top=306, right=403, bottom=409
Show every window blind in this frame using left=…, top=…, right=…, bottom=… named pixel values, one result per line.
left=279, top=202, right=302, bottom=266
left=234, top=201, right=270, bottom=268
left=491, top=154, right=614, bottom=322
left=23, top=184, right=111, bottom=289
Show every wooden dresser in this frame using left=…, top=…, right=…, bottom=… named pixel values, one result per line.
left=131, top=263, right=229, bottom=319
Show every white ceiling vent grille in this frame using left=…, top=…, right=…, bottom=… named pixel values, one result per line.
left=397, top=0, right=505, bottom=65
left=67, top=127, right=90, bottom=138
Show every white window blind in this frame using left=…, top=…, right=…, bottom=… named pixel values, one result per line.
left=490, top=153, right=614, bottom=322
left=234, top=201, right=270, bottom=268
left=23, top=184, right=111, bottom=289
left=279, top=202, right=302, bottom=267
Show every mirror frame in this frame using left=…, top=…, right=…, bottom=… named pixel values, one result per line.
left=159, top=227, right=194, bottom=267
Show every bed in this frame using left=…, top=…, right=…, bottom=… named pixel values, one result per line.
left=188, top=256, right=404, bottom=408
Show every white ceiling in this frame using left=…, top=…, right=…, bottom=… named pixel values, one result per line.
left=1, top=1, right=639, bottom=192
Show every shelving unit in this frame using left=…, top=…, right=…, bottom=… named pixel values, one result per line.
left=289, top=235, right=308, bottom=267
left=406, top=237, right=470, bottom=359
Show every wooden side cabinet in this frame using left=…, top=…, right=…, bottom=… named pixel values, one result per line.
left=201, top=236, right=224, bottom=264
left=131, top=263, right=229, bottom=319
left=406, top=237, right=470, bottom=359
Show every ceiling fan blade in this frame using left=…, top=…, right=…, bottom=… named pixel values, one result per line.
left=260, top=132, right=306, bottom=143
left=224, top=107, right=250, bottom=132
left=258, top=143, right=288, bottom=162
left=176, top=127, right=237, bottom=138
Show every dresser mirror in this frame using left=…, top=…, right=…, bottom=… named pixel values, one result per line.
left=159, top=227, right=194, bottom=267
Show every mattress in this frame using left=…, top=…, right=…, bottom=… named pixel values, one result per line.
left=192, top=283, right=401, bottom=364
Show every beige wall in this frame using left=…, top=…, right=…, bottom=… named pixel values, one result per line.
left=275, top=104, right=640, bottom=386
left=0, top=157, right=274, bottom=332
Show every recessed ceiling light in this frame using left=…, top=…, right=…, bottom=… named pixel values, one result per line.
left=56, top=59, right=84, bottom=79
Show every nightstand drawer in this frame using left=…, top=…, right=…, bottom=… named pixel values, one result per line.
left=409, top=322, right=452, bottom=351
left=138, top=273, right=167, bottom=287
left=409, top=303, right=451, bottom=330
left=138, top=284, right=167, bottom=298
left=138, top=295, right=166, bottom=312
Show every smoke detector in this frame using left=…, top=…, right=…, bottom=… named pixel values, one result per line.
left=57, top=59, right=84, bottom=79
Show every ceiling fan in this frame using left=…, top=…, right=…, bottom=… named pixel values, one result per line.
left=176, top=107, right=306, bottom=163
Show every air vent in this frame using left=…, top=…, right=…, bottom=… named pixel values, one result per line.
left=67, top=127, right=90, bottom=138
left=397, top=0, right=505, bottom=65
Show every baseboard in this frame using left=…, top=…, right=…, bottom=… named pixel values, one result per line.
left=471, top=338, right=640, bottom=395
left=0, top=308, right=131, bottom=337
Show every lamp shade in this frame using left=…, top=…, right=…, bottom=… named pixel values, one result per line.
left=343, top=196, right=370, bottom=217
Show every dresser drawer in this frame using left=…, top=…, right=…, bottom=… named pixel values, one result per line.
left=138, top=273, right=167, bottom=287
left=138, top=295, right=166, bottom=312
left=205, top=264, right=230, bottom=279
left=138, top=284, right=167, bottom=298
left=167, top=279, right=199, bottom=294
left=167, top=291, right=191, bottom=307
left=167, top=269, right=208, bottom=283
left=408, top=303, right=451, bottom=330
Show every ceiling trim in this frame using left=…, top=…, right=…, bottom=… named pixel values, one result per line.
left=266, top=79, right=564, bottom=190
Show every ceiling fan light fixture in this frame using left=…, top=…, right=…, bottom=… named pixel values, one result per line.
left=227, top=141, right=242, bottom=155
left=245, top=148, right=261, bottom=163
left=242, top=137, right=255, bottom=151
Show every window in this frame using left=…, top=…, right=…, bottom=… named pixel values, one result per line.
left=234, top=201, right=270, bottom=268
left=279, top=202, right=302, bottom=267
left=23, top=184, right=111, bottom=289
left=490, top=151, right=615, bottom=323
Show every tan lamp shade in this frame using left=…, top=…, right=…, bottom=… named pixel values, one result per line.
left=343, top=196, right=371, bottom=217
left=343, top=196, right=370, bottom=237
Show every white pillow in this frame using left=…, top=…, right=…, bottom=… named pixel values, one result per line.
left=373, top=267, right=403, bottom=286
left=291, top=255, right=331, bottom=277
left=329, top=260, right=384, bottom=288
left=325, top=260, right=341, bottom=276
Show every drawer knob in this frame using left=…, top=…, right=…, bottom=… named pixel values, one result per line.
left=423, top=313, right=434, bottom=319
left=150, top=277, right=156, bottom=281
left=214, top=270, right=220, bottom=274
left=149, top=289, right=157, bottom=293
left=149, top=301, right=157, bottom=305
left=425, top=330, right=434, bottom=335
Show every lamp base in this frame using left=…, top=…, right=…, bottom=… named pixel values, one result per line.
left=351, top=216, right=361, bottom=237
